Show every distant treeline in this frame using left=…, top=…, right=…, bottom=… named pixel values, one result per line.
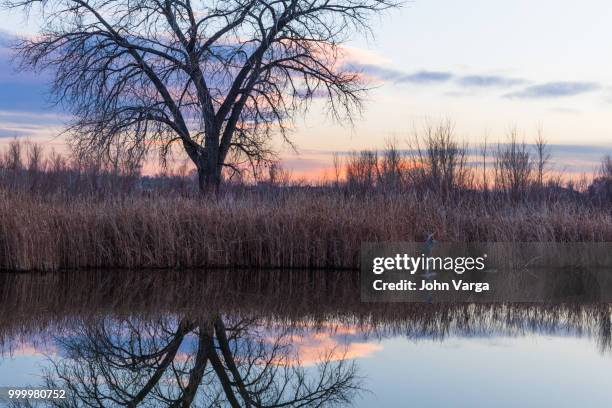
left=0, top=124, right=611, bottom=204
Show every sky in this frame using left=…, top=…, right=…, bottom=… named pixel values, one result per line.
left=1, top=0, right=612, bottom=178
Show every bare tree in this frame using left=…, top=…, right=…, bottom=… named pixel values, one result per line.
left=494, top=128, right=533, bottom=200
left=332, top=152, right=342, bottom=187
left=4, top=0, right=400, bottom=193
left=379, top=139, right=403, bottom=191
left=4, top=138, right=22, bottom=172
left=408, top=121, right=469, bottom=199
left=480, top=131, right=489, bottom=192
left=534, top=126, right=551, bottom=189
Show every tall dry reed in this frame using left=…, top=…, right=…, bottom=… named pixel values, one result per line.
left=1, top=189, right=611, bottom=271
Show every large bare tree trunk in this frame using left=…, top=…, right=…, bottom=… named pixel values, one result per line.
left=197, top=169, right=221, bottom=194
left=197, top=162, right=221, bottom=194
left=196, top=135, right=222, bottom=194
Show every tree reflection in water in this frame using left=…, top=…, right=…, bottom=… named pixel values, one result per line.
left=38, top=315, right=361, bottom=407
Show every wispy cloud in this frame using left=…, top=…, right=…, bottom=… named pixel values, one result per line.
left=399, top=71, right=453, bottom=84
left=348, top=63, right=527, bottom=90
left=505, top=82, right=601, bottom=99
left=0, top=127, right=29, bottom=138
left=346, top=63, right=452, bottom=84
left=0, top=33, right=55, bottom=127
left=457, top=75, right=525, bottom=88
left=347, top=60, right=606, bottom=103
left=0, top=31, right=63, bottom=139
left=351, top=63, right=405, bottom=81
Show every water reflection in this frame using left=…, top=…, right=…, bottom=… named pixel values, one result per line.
left=39, top=315, right=360, bottom=407
left=0, top=270, right=611, bottom=407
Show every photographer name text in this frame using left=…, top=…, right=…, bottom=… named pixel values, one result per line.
left=373, top=279, right=490, bottom=293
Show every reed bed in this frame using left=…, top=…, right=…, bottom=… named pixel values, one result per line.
left=1, top=189, right=611, bottom=271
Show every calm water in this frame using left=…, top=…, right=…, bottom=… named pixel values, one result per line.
left=0, top=270, right=611, bottom=407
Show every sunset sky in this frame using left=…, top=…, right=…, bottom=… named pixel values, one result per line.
left=1, top=0, right=612, bottom=178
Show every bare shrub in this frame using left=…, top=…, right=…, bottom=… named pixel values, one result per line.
left=494, top=129, right=533, bottom=200
left=259, top=162, right=291, bottom=188
left=588, top=155, right=612, bottom=203
left=5, top=139, right=23, bottom=171
left=346, top=150, right=379, bottom=192
left=408, top=121, right=469, bottom=198
left=378, top=140, right=404, bottom=191
left=601, top=155, right=612, bottom=178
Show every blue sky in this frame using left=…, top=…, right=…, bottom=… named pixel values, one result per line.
left=1, top=0, right=612, bottom=176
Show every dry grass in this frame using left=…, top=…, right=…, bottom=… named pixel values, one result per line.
left=1, top=189, right=611, bottom=271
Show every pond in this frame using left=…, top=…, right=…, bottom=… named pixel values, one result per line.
left=0, top=270, right=610, bottom=407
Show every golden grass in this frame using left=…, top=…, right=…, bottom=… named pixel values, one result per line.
left=1, top=189, right=611, bottom=271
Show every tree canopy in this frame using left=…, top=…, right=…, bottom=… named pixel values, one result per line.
left=5, top=0, right=400, bottom=191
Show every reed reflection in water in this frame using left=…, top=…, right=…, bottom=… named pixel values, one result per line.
left=0, top=269, right=612, bottom=407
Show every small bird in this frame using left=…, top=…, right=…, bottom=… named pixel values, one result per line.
left=422, top=233, right=437, bottom=279
left=424, top=233, right=436, bottom=255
